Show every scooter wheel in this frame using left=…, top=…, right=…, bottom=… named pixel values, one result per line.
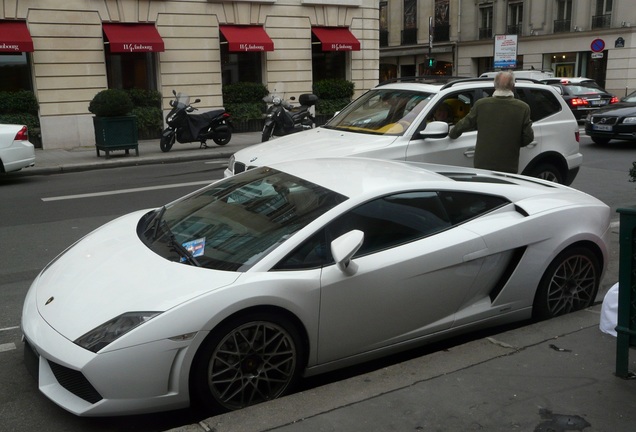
left=160, top=131, right=175, bottom=152
left=213, top=130, right=232, bottom=146
left=262, top=124, right=275, bottom=142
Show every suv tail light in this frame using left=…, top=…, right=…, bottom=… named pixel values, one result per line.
left=575, top=130, right=580, bottom=142
left=14, top=126, right=29, bottom=141
left=610, top=96, right=619, bottom=104
left=569, top=98, right=588, bottom=107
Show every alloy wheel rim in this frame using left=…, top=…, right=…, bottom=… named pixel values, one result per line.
left=546, top=254, right=597, bottom=316
left=208, top=321, right=297, bottom=410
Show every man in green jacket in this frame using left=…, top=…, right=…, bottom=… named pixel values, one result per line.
left=448, top=71, right=534, bottom=173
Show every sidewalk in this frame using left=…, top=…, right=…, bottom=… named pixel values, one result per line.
left=15, top=131, right=262, bottom=175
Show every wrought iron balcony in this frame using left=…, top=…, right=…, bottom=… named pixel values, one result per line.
left=592, top=14, right=611, bottom=29
left=479, top=27, right=492, bottom=40
left=401, top=27, right=417, bottom=45
left=553, top=19, right=571, bottom=33
left=433, top=24, right=450, bottom=42
left=507, top=23, right=522, bottom=35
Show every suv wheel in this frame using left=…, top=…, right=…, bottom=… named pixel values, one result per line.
left=526, top=163, right=563, bottom=184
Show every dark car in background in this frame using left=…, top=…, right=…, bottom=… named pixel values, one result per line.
left=585, top=90, right=636, bottom=145
left=541, top=78, right=618, bottom=121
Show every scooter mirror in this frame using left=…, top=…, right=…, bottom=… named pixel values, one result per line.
left=194, top=98, right=201, bottom=104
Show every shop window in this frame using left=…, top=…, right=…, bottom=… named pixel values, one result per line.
left=105, top=52, right=158, bottom=90
left=220, top=46, right=263, bottom=85
left=311, top=40, right=346, bottom=81
left=0, top=52, right=32, bottom=91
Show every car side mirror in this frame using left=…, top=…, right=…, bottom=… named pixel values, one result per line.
left=419, top=121, right=450, bottom=139
left=331, top=230, right=364, bottom=275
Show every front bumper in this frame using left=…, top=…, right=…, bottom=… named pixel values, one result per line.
left=21, top=277, right=194, bottom=416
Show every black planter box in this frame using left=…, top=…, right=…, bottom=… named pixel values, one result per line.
left=93, top=115, right=139, bottom=158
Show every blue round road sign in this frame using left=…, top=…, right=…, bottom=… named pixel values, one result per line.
left=591, top=38, right=605, bottom=52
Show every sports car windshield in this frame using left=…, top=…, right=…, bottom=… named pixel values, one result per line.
left=139, top=167, right=347, bottom=271
left=323, top=89, right=433, bottom=136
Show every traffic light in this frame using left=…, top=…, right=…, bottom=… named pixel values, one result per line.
left=427, top=57, right=436, bottom=68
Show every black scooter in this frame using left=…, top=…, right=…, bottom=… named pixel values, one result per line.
left=160, top=90, right=232, bottom=152
left=261, top=93, right=318, bottom=142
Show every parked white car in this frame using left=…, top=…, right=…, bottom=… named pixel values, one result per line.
left=0, top=123, right=35, bottom=173
left=22, top=157, right=609, bottom=417
left=226, top=77, right=582, bottom=185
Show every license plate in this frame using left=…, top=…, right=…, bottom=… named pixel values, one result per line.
left=593, top=124, right=612, bottom=131
left=588, top=99, right=607, bottom=106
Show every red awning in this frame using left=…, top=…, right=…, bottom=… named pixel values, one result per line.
left=219, top=25, right=274, bottom=52
left=0, top=21, right=34, bottom=52
left=102, top=23, right=164, bottom=53
left=312, top=27, right=360, bottom=51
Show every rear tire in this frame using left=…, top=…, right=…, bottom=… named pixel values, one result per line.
left=591, top=137, right=611, bottom=145
left=532, top=247, right=600, bottom=321
left=213, top=129, right=232, bottom=146
left=525, top=163, right=563, bottom=184
left=160, top=129, right=175, bottom=152
left=191, top=311, right=304, bottom=415
left=262, top=124, right=275, bottom=142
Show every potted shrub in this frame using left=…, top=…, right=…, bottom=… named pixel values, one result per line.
left=89, top=89, right=139, bottom=158
left=222, top=82, right=269, bottom=132
left=312, top=79, right=355, bottom=126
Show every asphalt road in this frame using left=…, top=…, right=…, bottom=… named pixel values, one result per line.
left=0, top=134, right=635, bottom=431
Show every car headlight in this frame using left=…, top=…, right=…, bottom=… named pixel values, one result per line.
left=622, top=117, right=636, bottom=124
left=75, top=312, right=160, bottom=353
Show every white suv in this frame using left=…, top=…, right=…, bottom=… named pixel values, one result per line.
left=225, top=77, right=582, bottom=185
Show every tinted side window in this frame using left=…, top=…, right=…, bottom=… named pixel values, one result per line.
left=516, top=88, right=562, bottom=121
left=327, top=192, right=452, bottom=256
left=438, top=191, right=509, bottom=225
left=276, top=191, right=453, bottom=268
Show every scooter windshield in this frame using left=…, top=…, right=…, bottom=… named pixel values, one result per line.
left=175, top=92, right=191, bottom=107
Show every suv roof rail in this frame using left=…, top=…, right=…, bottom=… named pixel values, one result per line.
left=377, top=75, right=471, bottom=86
left=439, top=76, right=543, bottom=90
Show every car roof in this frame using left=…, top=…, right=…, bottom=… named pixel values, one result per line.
left=375, top=76, right=552, bottom=93
left=542, top=77, right=596, bottom=85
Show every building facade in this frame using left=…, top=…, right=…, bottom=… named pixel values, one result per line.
left=381, top=0, right=636, bottom=98
left=0, top=0, right=378, bottom=149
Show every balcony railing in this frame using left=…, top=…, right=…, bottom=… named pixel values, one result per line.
left=433, top=24, right=450, bottom=42
left=401, top=27, right=417, bottom=45
left=479, top=27, right=492, bottom=40
left=554, top=19, right=571, bottom=33
left=592, top=14, right=611, bottom=29
left=507, top=23, right=522, bottom=35
left=380, top=30, right=388, bottom=47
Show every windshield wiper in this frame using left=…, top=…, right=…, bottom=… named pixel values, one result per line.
left=158, top=221, right=201, bottom=267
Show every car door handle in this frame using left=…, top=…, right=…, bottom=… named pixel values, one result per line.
left=464, top=148, right=475, bottom=157
left=526, top=141, right=538, bottom=148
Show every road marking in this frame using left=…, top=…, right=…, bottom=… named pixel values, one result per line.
left=42, top=180, right=213, bottom=202
left=0, top=326, right=19, bottom=332
left=0, top=343, right=16, bottom=353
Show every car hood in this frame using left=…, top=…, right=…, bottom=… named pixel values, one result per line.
left=32, top=210, right=241, bottom=340
left=234, top=127, right=397, bottom=167
left=593, top=102, right=636, bottom=116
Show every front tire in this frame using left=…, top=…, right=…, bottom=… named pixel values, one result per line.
left=191, top=311, right=304, bottom=414
left=262, top=124, right=275, bottom=142
left=160, top=129, right=175, bottom=152
left=213, top=129, right=232, bottom=146
left=532, top=247, right=600, bottom=321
